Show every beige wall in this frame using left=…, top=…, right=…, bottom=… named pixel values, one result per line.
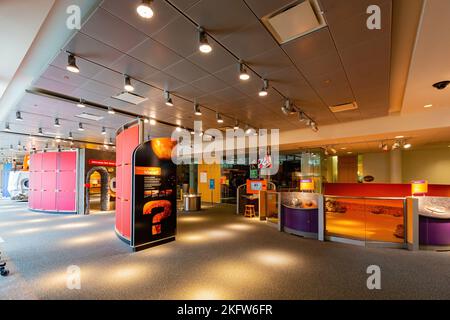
left=362, top=152, right=391, bottom=183
left=402, top=147, right=450, bottom=184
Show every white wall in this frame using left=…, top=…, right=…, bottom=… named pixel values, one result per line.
left=402, top=147, right=450, bottom=184
left=362, top=152, right=391, bottom=183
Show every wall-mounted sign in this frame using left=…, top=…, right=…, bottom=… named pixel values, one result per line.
left=200, top=171, right=208, bottom=183
left=209, top=179, right=215, bottom=190
left=246, top=179, right=267, bottom=194
left=363, top=175, right=375, bottom=182
left=300, top=178, right=315, bottom=191
left=132, top=138, right=177, bottom=250
left=250, top=169, right=258, bottom=179
left=88, top=159, right=116, bottom=167
left=412, top=180, right=428, bottom=195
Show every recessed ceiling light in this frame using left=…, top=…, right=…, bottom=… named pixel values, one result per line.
left=198, top=27, right=212, bottom=54
left=149, top=119, right=156, bottom=126
left=395, top=135, right=404, bottom=139
left=176, top=126, right=182, bottom=132
left=424, top=104, right=433, bottom=108
left=340, top=147, right=347, bottom=150
left=403, top=143, right=412, bottom=149
left=143, top=118, right=149, bottom=124
left=66, top=54, right=79, bottom=73
left=137, top=0, right=154, bottom=19
left=108, top=107, right=115, bottom=115
left=238, top=62, right=250, bottom=81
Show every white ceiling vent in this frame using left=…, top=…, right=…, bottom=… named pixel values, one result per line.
left=76, top=113, right=104, bottom=121
left=329, top=102, right=359, bottom=113
left=262, top=0, right=326, bottom=44
left=112, top=91, right=148, bottom=105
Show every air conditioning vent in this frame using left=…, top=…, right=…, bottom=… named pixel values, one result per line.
left=112, top=91, right=148, bottom=105
left=76, top=113, right=104, bottom=121
left=329, top=102, right=359, bottom=113
left=262, top=0, right=326, bottom=44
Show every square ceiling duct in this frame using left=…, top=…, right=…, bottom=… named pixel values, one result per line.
left=329, top=102, right=359, bottom=113
left=76, top=113, right=104, bottom=121
left=262, top=0, right=326, bottom=44
left=112, top=91, right=148, bottom=105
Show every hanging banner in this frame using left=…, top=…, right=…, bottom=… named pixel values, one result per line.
left=132, top=138, right=177, bottom=250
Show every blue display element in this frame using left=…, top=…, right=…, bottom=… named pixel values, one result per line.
left=1, top=163, right=12, bottom=198
left=209, top=179, right=215, bottom=190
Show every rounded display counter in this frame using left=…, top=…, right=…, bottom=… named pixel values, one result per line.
left=281, top=192, right=320, bottom=239
left=418, top=197, right=450, bottom=247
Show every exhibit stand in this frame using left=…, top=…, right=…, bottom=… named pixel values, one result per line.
left=115, top=119, right=177, bottom=251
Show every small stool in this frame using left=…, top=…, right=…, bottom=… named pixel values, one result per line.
left=244, top=205, right=256, bottom=218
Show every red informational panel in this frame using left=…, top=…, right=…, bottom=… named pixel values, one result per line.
left=115, top=123, right=141, bottom=241
left=28, top=151, right=77, bottom=213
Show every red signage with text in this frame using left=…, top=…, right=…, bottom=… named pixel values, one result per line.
left=88, top=159, right=116, bottom=167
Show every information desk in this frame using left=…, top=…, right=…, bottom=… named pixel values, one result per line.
left=418, top=197, right=450, bottom=246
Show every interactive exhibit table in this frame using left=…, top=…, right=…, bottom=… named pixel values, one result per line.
left=418, top=197, right=450, bottom=246
left=115, top=120, right=177, bottom=251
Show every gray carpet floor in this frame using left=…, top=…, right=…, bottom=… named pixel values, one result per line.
left=1, top=199, right=450, bottom=300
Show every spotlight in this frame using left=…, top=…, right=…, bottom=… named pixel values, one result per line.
left=102, top=127, right=106, bottom=135
left=176, top=126, right=182, bottom=132
left=144, top=118, right=149, bottom=124
left=190, top=130, right=195, bottom=135
left=66, top=54, right=80, bottom=73
left=216, top=113, right=224, bottom=124
left=54, top=118, right=61, bottom=127
left=403, top=143, right=412, bottom=149
left=330, top=147, right=337, bottom=154
left=68, top=132, right=73, bottom=140
left=310, top=122, right=319, bottom=132
left=9, top=145, right=13, bottom=151
left=38, top=128, right=43, bottom=135
left=108, top=107, right=115, bottom=115
left=149, top=119, right=156, bottom=126
left=194, top=103, right=202, bottom=116
left=4, top=123, right=11, bottom=132
left=233, top=121, right=239, bottom=130
left=245, top=125, right=253, bottom=135
left=392, top=141, right=400, bottom=150
left=137, top=0, right=154, bottom=19
left=78, top=123, right=85, bottom=131
left=124, top=75, right=134, bottom=92
left=281, top=99, right=295, bottom=115
left=238, top=62, right=250, bottom=81
left=164, top=91, right=174, bottom=107
left=198, top=27, right=212, bottom=54
left=77, top=99, right=86, bottom=108
left=298, top=112, right=307, bottom=122
left=109, top=137, right=114, bottom=145
left=16, top=111, right=23, bottom=121
left=259, top=79, right=269, bottom=97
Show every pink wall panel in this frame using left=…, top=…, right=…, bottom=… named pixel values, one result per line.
left=29, top=151, right=77, bottom=213
left=115, top=124, right=140, bottom=240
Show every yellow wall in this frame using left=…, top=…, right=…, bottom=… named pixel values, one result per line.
left=198, top=164, right=222, bottom=203
left=402, top=147, right=450, bottom=184
left=362, top=152, right=390, bottom=183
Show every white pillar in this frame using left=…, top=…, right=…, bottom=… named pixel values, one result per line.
left=390, top=149, right=402, bottom=183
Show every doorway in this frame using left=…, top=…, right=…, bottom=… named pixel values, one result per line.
left=85, top=166, right=112, bottom=214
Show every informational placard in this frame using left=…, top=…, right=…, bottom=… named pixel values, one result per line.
left=250, top=169, right=258, bottom=179
left=246, top=179, right=267, bottom=194
left=200, top=171, right=208, bottom=183
left=132, top=138, right=177, bottom=249
left=300, top=178, right=315, bottom=191
left=209, top=179, right=215, bottom=190
left=411, top=180, right=428, bottom=195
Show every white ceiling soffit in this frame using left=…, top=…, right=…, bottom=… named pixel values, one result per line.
left=0, top=0, right=102, bottom=122
left=0, top=0, right=55, bottom=99
left=401, top=0, right=450, bottom=114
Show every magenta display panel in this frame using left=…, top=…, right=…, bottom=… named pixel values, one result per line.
left=28, top=151, right=77, bottom=213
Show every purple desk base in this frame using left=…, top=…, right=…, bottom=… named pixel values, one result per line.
left=282, top=206, right=318, bottom=236
left=419, top=215, right=450, bottom=246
